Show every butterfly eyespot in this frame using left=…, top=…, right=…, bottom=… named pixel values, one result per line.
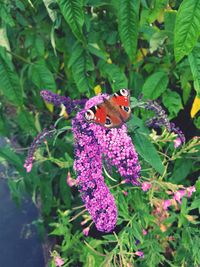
left=84, top=109, right=95, bottom=121
left=105, top=117, right=112, bottom=126
left=122, top=106, right=130, bottom=113
left=120, top=89, right=129, bottom=96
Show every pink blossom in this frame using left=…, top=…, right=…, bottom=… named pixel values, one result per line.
left=83, top=227, right=90, bottom=236
left=163, top=199, right=171, bottom=210
left=24, top=163, right=33, bottom=173
left=174, top=137, right=182, bottom=148
left=135, top=250, right=144, bottom=258
left=141, top=182, right=151, bottom=192
left=142, top=229, right=147, bottom=235
left=66, top=171, right=76, bottom=187
left=186, top=186, right=196, bottom=197
left=173, top=190, right=186, bottom=204
left=55, top=256, right=64, bottom=266
left=123, top=191, right=128, bottom=196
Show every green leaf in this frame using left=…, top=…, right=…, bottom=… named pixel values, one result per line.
left=148, top=0, right=168, bottom=23
left=149, top=31, right=168, bottom=53
left=164, top=10, right=177, bottom=34
left=31, top=59, right=56, bottom=92
left=0, top=48, right=23, bottom=106
left=17, top=108, right=37, bottom=136
left=59, top=173, right=71, bottom=208
left=170, top=158, right=193, bottom=183
left=118, top=0, right=139, bottom=61
left=71, top=50, right=94, bottom=93
left=68, top=42, right=84, bottom=68
left=142, top=71, right=168, bottom=100
left=87, top=43, right=108, bottom=61
left=98, top=60, right=128, bottom=91
left=0, top=26, right=11, bottom=52
left=0, top=2, right=15, bottom=26
left=40, top=177, right=53, bottom=215
left=57, top=0, right=84, bottom=41
left=174, top=0, right=200, bottom=62
left=43, top=0, right=57, bottom=22
left=188, top=44, right=200, bottom=96
left=128, top=115, right=164, bottom=175
left=162, top=89, right=183, bottom=119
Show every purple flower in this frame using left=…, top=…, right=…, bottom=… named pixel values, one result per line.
left=163, top=199, right=171, bottom=210
left=144, top=101, right=185, bottom=146
left=72, top=94, right=141, bottom=232
left=135, top=250, right=144, bottom=258
left=40, top=90, right=87, bottom=114
left=24, top=126, right=56, bottom=172
left=173, top=190, right=186, bottom=204
left=141, top=182, right=151, bottom=192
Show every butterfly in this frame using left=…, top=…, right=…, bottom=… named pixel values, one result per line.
left=84, top=89, right=131, bottom=128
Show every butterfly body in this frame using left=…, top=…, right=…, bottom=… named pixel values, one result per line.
left=84, top=89, right=131, bottom=128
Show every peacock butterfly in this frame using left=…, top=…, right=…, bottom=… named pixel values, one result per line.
left=84, top=89, right=131, bottom=128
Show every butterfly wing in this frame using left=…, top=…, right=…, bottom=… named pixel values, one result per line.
left=84, top=89, right=131, bottom=128
left=110, top=89, right=131, bottom=122
left=84, top=105, right=106, bottom=124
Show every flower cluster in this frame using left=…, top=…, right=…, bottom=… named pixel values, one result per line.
left=40, top=90, right=87, bottom=114
left=72, top=94, right=141, bottom=232
left=144, top=100, right=185, bottom=146
left=165, top=186, right=196, bottom=208
left=24, top=126, right=56, bottom=172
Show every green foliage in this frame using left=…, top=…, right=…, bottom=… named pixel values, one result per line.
left=188, top=44, right=200, bottom=96
left=57, top=0, right=84, bottom=41
left=142, top=72, right=169, bottom=100
left=118, top=0, right=139, bottom=61
left=0, top=0, right=200, bottom=266
left=174, top=0, right=200, bottom=62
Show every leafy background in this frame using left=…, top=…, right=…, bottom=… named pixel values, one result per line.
left=0, top=0, right=200, bottom=266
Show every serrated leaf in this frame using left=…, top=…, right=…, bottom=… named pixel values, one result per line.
left=118, top=0, right=139, bottom=61
left=0, top=48, right=23, bottom=106
left=142, top=71, right=168, bottom=100
left=174, top=0, right=200, bottom=62
left=57, top=0, right=84, bottom=41
left=31, top=59, right=56, bottom=92
left=68, top=42, right=84, bottom=68
left=71, top=50, right=93, bottom=93
left=98, top=60, right=128, bottom=90
left=128, top=115, right=164, bottom=175
left=188, top=44, right=200, bottom=96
